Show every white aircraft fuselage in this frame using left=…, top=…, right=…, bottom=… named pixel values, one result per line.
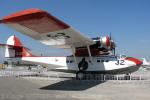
left=10, top=55, right=141, bottom=74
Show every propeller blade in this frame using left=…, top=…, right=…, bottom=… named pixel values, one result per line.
left=109, top=32, right=112, bottom=40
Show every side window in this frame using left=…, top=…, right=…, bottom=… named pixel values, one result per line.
left=105, top=60, right=109, bottom=62
left=66, top=60, right=69, bottom=63
left=101, top=60, right=104, bottom=62
left=70, top=60, right=73, bottom=63
left=97, top=60, right=100, bottom=62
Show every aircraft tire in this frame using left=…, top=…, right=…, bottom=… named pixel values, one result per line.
left=76, top=71, right=85, bottom=80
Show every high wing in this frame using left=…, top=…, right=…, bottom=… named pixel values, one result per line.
left=0, top=9, right=94, bottom=50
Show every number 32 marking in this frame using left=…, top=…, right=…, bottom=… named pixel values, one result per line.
left=115, top=60, right=125, bottom=65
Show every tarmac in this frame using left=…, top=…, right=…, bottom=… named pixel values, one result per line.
left=0, top=66, right=150, bottom=100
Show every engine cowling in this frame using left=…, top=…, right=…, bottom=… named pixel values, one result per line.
left=92, top=36, right=115, bottom=50
left=100, top=36, right=110, bottom=49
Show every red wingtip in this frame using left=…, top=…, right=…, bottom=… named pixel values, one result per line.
left=2, top=9, right=45, bottom=22
left=1, top=9, right=70, bottom=33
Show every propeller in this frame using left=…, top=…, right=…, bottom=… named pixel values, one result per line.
left=109, top=32, right=116, bottom=56
left=109, top=32, right=112, bottom=40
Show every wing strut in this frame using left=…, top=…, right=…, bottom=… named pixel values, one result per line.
left=71, top=46, right=78, bottom=68
left=87, top=45, right=93, bottom=64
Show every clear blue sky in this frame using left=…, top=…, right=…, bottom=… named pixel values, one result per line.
left=0, top=0, right=150, bottom=62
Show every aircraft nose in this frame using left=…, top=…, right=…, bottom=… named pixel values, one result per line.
left=125, top=57, right=142, bottom=66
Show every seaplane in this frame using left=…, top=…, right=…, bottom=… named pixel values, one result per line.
left=0, top=9, right=142, bottom=79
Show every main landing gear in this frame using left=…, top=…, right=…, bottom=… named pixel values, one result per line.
left=76, top=58, right=88, bottom=80
left=76, top=71, right=85, bottom=80
left=74, top=45, right=92, bottom=80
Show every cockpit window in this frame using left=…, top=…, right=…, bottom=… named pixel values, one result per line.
left=116, top=54, right=126, bottom=59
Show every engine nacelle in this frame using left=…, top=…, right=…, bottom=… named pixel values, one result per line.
left=92, top=36, right=115, bottom=50
left=100, top=36, right=110, bottom=49
left=75, top=36, right=115, bottom=56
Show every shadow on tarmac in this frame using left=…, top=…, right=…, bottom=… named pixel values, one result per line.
left=40, top=79, right=106, bottom=91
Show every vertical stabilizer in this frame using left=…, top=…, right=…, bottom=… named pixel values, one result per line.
left=5, top=35, right=35, bottom=58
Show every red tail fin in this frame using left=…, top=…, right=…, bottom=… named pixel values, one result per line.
left=13, top=35, right=35, bottom=57
left=5, top=35, right=35, bottom=58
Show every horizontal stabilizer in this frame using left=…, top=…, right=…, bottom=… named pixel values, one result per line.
left=0, top=43, right=31, bottom=51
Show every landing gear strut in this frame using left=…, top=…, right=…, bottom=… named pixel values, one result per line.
left=76, top=58, right=88, bottom=80
left=78, top=58, right=88, bottom=71
left=76, top=71, right=85, bottom=80
left=74, top=45, right=91, bottom=80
